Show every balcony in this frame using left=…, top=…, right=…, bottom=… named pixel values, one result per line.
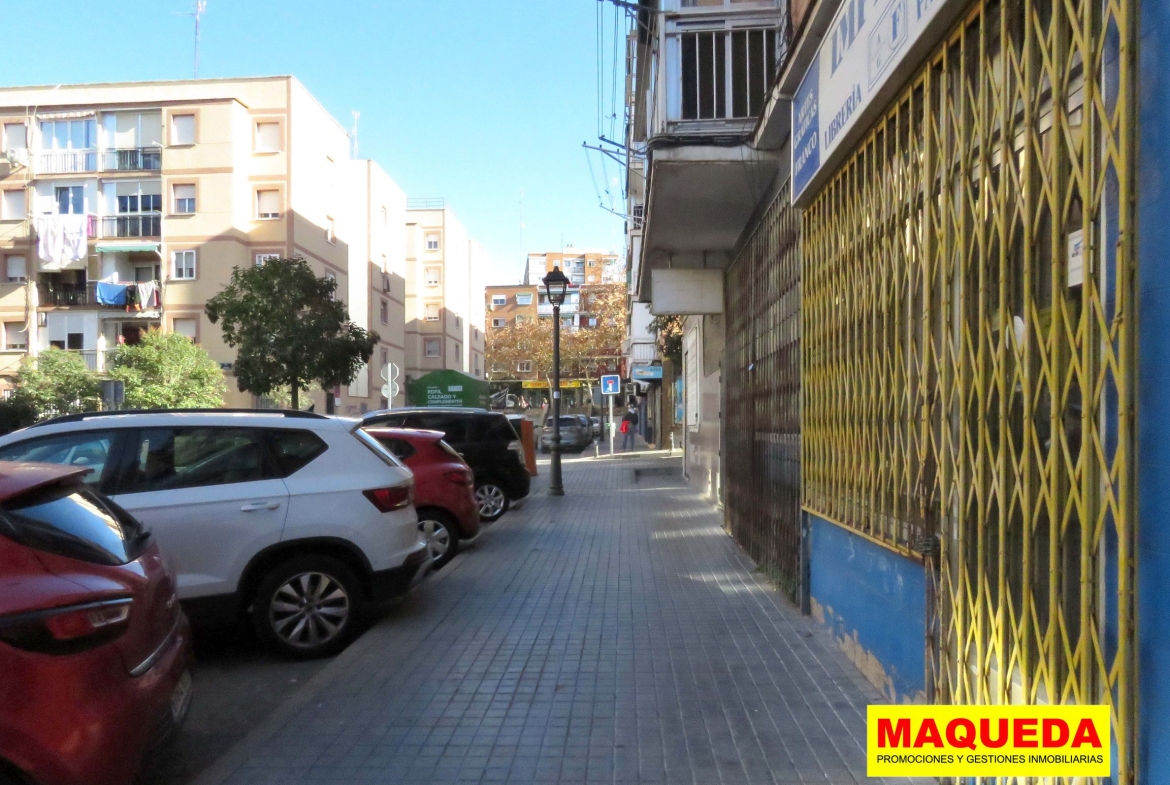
left=33, top=214, right=99, bottom=240
left=101, top=213, right=161, bottom=239
left=73, top=349, right=116, bottom=372
left=102, top=147, right=161, bottom=172
left=40, top=279, right=160, bottom=308
left=37, top=149, right=99, bottom=174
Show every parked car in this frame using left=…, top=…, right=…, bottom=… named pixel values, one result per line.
left=590, top=416, right=602, bottom=439
left=364, top=428, right=478, bottom=567
left=0, top=409, right=429, bottom=659
left=540, top=415, right=593, bottom=454
left=361, top=408, right=530, bottom=523
left=0, top=462, right=193, bottom=785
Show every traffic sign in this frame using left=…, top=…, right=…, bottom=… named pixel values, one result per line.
left=601, top=374, right=621, bottom=395
left=381, top=363, right=401, bottom=400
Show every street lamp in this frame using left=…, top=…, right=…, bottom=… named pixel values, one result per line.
left=543, top=266, right=570, bottom=497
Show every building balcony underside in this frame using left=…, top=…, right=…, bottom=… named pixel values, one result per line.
left=636, top=143, right=781, bottom=304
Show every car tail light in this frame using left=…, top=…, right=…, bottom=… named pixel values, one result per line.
left=363, top=485, right=413, bottom=512
left=444, top=469, right=474, bottom=486
left=0, top=599, right=132, bottom=654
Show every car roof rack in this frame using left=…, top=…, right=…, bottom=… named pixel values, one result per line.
left=28, top=408, right=328, bottom=428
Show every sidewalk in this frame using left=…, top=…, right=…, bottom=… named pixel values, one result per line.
left=194, top=456, right=908, bottom=785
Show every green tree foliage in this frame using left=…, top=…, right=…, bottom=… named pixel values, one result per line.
left=108, top=329, right=226, bottom=410
left=206, top=257, right=378, bottom=409
left=9, top=348, right=101, bottom=420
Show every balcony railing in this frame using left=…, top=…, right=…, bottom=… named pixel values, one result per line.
left=34, top=214, right=99, bottom=241
left=101, top=213, right=161, bottom=238
left=73, top=349, right=116, bottom=372
left=40, top=280, right=160, bottom=308
left=102, top=147, right=162, bottom=172
left=37, top=149, right=99, bottom=174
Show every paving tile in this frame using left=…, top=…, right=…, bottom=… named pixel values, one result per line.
left=207, top=456, right=916, bottom=785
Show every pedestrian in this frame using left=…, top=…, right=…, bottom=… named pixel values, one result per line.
left=620, top=405, right=639, bottom=451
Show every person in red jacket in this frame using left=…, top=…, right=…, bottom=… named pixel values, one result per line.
left=620, top=406, right=639, bottom=451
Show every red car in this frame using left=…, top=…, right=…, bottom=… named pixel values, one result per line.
left=0, top=463, right=192, bottom=785
left=365, top=428, right=479, bottom=567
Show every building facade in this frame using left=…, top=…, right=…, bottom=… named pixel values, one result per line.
left=0, top=76, right=407, bottom=413
left=404, top=200, right=486, bottom=384
left=628, top=0, right=1163, bottom=779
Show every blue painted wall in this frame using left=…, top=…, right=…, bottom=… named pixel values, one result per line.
left=808, top=514, right=926, bottom=701
left=1137, top=0, right=1170, bottom=778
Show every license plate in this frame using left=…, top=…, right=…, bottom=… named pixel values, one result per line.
left=170, top=670, right=192, bottom=722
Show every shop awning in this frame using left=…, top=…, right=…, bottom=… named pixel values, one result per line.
left=94, top=242, right=161, bottom=254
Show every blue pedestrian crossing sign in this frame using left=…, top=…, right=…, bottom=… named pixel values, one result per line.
left=601, top=374, right=621, bottom=395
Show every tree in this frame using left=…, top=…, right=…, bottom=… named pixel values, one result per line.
left=485, top=283, right=627, bottom=382
left=206, top=257, right=378, bottom=409
left=9, top=348, right=102, bottom=419
left=109, top=329, right=226, bottom=409
left=649, top=315, right=683, bottom=366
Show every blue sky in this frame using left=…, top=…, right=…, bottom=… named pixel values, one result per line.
left=0, top=0, right=628, bottom=285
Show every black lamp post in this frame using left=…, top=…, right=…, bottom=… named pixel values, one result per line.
left=542, top=266, right=570, bottom=497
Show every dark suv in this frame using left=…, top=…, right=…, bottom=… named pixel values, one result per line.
left=361, top=408, right=530, bottom=522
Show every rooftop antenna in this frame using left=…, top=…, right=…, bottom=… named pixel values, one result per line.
left=518, top=189, right=525, bottom=284
left=351, top=111, right=360, bottom=158
left=183, top=1, right=208, bottom=78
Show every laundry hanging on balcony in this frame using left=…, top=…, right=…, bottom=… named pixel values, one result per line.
left=35, top=215, right=89, bottom=270
left=95, top=281, right=128, bottom=306
left=135, top=281, right=159, bottom=309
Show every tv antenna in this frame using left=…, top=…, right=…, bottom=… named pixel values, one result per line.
left=183, top=1, right=208, bottom=78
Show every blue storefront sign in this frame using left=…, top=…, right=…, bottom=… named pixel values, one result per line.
left=631, top=365, right=664, bottom=381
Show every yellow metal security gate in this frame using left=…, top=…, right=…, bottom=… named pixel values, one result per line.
left=800, top=0, right=1137, bottom=780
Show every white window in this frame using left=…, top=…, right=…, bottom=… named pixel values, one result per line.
left=380, top=300, right=389, bottom=324
left=172, top=250, right=196, bottom=280
left=257, top=189, right=280, bottom=219
left=515, top=293, right=533, bottom=306
left=381, top=206, right=388, bottom=227
left=255, top=121, right=281, bottom=152
left=425, top=232, right=440, bottom=251
left=491, top=295, right=507, bottom=307
left=255, top=253, right=280, bottom=267
left=326, top=272, right=337, bottom=300
left=515, top=315, right=527, bottom=326
left=173, top=317, right=198, bottom=341
left=4, top=322, right=26, bottom=350
left=325, top=217, right=335, bottom=244
left=424, top=267, right=441, bottom=286
left=5, top=256, right=26, bottom=283
left=1, top=190, right=24, bottom=221
left=424, top=303, right=440, bottom=321
left=424, top=337, right=441, bottom=358
left=455, top=343, right=461, bottom=363
left=492, top=317, right=506, bottom=328
left=516, top=361, right=532, bottom=373
left=3, top=123, right=26, bottom=152
left=173, top=184, right=195, bottom=214
left=171, top=114, right=195, bottom=145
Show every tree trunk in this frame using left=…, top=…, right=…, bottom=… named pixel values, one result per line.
left=290, top=380, right=299, bottom=410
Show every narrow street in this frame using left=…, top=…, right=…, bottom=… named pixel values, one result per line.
left=188, top=455, right=902, bottom=785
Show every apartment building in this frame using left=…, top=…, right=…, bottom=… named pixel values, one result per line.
left=529, top=249, right=622, bottom=286
left=486, top=284, right=537, bottom=331
left=404, top=200, right=485, bottom=382
left=0, top=76, right=405, bottom=412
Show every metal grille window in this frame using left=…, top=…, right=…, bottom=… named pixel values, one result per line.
left=725, top=185, right=801, bottom=599
left=800, top=0, right=1136, bottom=775
left=679, top=28, right=779, bottom=120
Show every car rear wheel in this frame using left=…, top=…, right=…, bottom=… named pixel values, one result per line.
left=475, top=480, right=509, bottom=522
left=419, top=509, right=459, bottom=568
left=252, top=555, right=363, bottom=659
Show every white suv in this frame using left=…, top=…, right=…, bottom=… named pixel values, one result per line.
left=0, top=410, right=428, bottom=658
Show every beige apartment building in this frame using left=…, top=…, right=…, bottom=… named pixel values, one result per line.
left=0, top=76, right=406, bottom=412
left=531, top=249, right=622, bottom=286
left=404, top=200, right=486, bottom=384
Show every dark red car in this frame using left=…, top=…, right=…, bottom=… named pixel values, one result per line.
left=365, top=428, right=479, bottom=567
left=0, top=463, right=192, bottom=785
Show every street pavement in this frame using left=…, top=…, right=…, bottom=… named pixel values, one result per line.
left=190, top=453, right=908, bottom=784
